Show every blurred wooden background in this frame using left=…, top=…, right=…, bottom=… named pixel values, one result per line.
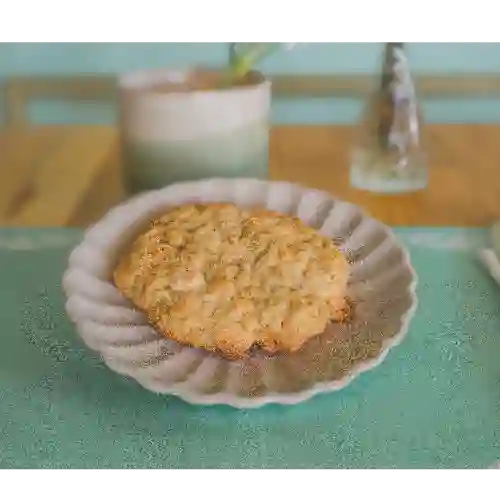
left=1, top=43, right=500, bottom=127
left=1, top=43, right=499, bottom=228
left=3, top=72, right=500, bottom=128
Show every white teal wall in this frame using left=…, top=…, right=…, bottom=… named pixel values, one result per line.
left=1, top=43, right=499, bottom=125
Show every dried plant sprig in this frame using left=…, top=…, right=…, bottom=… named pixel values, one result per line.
left=376, top=42, right=421, bottom=155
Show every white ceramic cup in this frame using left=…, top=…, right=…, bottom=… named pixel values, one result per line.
left=118, top=68, right=272, bottom=194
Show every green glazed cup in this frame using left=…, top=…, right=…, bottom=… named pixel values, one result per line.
left=118, top=68, right=271, bottom=194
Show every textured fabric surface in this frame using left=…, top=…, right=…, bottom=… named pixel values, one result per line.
left=0, top=227, right=499, bottom=469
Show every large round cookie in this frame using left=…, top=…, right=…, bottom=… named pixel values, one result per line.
left=113, top=203, right=350, bottom=359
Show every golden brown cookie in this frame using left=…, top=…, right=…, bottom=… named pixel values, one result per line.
left=113, top=203, right=350, bottom=359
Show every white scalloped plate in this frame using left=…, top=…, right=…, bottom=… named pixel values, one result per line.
left=62, top=178, right=418, bottom=408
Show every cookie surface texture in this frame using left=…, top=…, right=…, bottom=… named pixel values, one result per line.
left=113, top=203, right=350, bottom=359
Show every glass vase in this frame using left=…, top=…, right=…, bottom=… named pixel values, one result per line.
left=350, top=43, right=428, bottom=193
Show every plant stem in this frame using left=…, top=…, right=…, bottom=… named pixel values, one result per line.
left=229, top=44, right=280, bottom=78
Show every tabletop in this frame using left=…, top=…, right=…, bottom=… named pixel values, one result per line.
left=2, top=123, right=500, bottom=469
left=1, top=123, right=499, bottom=228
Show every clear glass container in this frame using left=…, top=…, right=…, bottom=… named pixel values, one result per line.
left=350, top=43, right=428, bottom=193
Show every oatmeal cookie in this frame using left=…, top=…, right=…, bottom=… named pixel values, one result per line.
left=113, top=203, right=350, bottom=359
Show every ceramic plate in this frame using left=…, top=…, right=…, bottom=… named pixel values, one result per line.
left=62, top=178, right=418, bottom=408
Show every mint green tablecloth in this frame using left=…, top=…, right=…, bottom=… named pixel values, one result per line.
left=1, top=228, right=499, bottom=469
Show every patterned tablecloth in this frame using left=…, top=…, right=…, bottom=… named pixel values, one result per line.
left=0, top=228, right=499, bottom=469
